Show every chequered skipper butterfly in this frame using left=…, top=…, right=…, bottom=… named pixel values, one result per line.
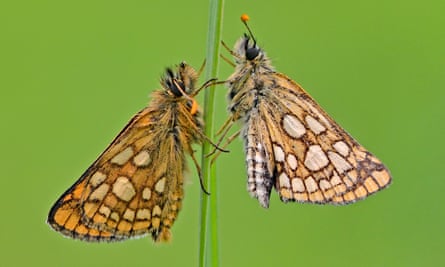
left=217, top=15, right=391, bottom=208
left=48, top=62, right=215, bottom=242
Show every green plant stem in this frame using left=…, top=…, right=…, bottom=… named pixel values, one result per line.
left=199, top=0, right=224, bottom=266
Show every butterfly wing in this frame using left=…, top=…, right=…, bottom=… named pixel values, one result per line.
left=243, top=108, right=276, bottom=208
left=47, top=175, right=118, bottom=241
left=245, top=72, right=391, bottom=207
left=48, top=103, right=186, bottom=242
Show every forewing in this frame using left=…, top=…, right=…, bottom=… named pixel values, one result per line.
left=47, top=177, right=119, bottom=241
left=259, top=73, right=391, bottom=205
left=48, top=106, right=184, bottom=242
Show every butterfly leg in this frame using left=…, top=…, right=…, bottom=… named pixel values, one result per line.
left=188, top=146, right=210, bottom=195
left=197, top=59, right=206, bottom=76
left=220, top=53, right=236, bottom=67
left=198, top=131, right=229, bottom=153
left=210, top=129, right=241, bottom=164
left=221, top=40, right=239, bottom=57
left=191, top=78, right=224, bottom=97
left=206, top=116, right=236, bottom=157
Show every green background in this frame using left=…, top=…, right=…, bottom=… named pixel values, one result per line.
left=1, top=0, right=444, bottom=266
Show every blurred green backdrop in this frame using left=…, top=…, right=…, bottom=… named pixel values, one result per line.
left=1, top=0, right=444, bottom=266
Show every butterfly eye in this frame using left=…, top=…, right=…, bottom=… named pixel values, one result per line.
left=241, top=19, right=260, bottom=60
left=168, top=79, right=185, bottom=97
left=246, top=47, right=260, bottom=60
left=166, top=68, right=175, bottom=79
left=242, top=35, right=260, bottom=60
left=164, top=68, right=185, bottom=97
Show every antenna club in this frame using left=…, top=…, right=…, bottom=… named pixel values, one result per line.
left=240, top=14, right=250, bottom=22
left=240, top=13, right=257, bottom=44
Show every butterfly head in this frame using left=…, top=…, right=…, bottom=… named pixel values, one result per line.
left=161, top=62, right=198, bottom=97
left=233, top=15, right=271, bottom=70
left=160, top=62, right=200, bottom=116
left=231, top=34, right=274, bottom=76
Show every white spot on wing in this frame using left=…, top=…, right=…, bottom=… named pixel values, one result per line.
left=305, top=115, right=326, bottom=134
left=89, top=183, right=110, bottom=201
left=142, top=187, right=152, bottom=200
left=111, top=147, right=134, bottom=165
left=152, top=205, right=162, bottom=216
left=331, top=171, right=342, bottom=185
left=304, top=145, right=329, bottom=171
left=273, top=144, right=285, bottom=162
left=287, top=154, right=298, bottom=170
left=282, top=114, right=306, bottom=138
left=319, top=179, right=332, bottom=190
left=291, top=177, right=305, bottom=193
left=133, top=150, right=151, bottom=166
left=90, top=171, right=106, bottom=187
left=123, top=209, right=135, bottom=221
left=333, top=141, right=350, bottom=156
left=278, top=172, right=291, bottom=188
left=304, top=176, right=318, bottom=193
left=136, top=209, right=151, bottom=220
left=155, top=177, right=166, bottom=193
left=110, top=212, right=119, bottom=221
left=112, top=176, right=136, bottom=201
left=328, top=151, right=352, bottom=173
left=99, top=205, right=111, bottom=217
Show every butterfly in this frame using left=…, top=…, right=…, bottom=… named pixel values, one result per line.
left=216, top=15, right=392, bottom=208
left=47, top=62, right=216, bottom=242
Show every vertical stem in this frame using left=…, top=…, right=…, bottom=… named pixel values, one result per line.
left=199, top=0, right=224, bottom=266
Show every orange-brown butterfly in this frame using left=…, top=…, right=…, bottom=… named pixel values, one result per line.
left=48, top=62, right=216, bottom=242
left=217, top=15, right=391, bottom=208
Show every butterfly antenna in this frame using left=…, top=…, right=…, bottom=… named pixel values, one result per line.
left=241, top=14, right=257, bottom=45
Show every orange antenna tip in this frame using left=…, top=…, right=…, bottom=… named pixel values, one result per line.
left=240, top=14, right=250, bottom=22
left=240, top=14, right=256, bottom=44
